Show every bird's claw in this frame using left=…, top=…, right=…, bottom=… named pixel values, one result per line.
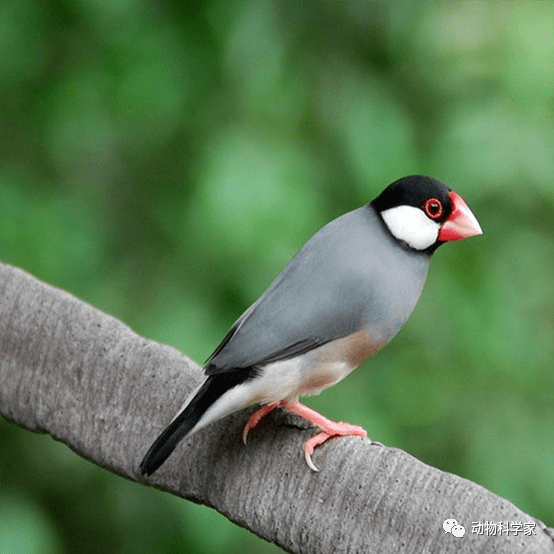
left=243, top=401, right=369, bottom=473
left=303, top=431, right=331, bottom=472
left=305, top=450, right=319, bottom=472
left=302, top=426, right=369, bottom=472
left=242, top=402, right=280, bottom=445
left=242, top=424, right=249, bottom=445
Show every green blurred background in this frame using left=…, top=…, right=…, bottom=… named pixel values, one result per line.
left=1, top=0, right=553, bottom=552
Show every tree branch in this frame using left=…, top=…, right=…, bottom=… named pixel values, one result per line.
left=0, top=262, right=552, bottom=553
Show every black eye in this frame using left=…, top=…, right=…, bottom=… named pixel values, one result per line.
left=424, top=198, right=443, bottom=220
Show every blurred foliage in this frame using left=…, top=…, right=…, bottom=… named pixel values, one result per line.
left=1, top=0, right=554, bottom=552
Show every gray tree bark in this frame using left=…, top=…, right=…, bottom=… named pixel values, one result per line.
left=0, top=262, right=552, bottom=554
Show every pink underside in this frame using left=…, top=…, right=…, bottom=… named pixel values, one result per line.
left=242, top=400, right=368, bottom=471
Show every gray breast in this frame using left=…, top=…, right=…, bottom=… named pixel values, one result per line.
left=302, top=205, right=431, bottom=343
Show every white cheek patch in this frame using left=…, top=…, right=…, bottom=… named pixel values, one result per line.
left=380, top=205, right=440, bottom=250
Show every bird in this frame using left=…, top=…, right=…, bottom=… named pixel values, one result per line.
left=140, top=175, right=482, bottom=476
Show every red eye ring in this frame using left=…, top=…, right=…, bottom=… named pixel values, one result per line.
left=424, top=198, right=443, bottom=220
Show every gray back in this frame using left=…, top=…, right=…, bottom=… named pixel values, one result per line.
left=208, top=205, right=431, bottom=371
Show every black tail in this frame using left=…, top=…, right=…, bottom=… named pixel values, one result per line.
left=140, top=369, right=256, bottom=476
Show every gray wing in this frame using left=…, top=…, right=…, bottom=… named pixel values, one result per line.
left=205, top=205, right=429, bottom=374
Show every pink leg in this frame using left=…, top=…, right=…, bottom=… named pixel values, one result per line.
left=242, top=402, right=280, bottom=444
left=281, top=400, right=368, bottom=471
left=242, top=400, right=368, bottom=471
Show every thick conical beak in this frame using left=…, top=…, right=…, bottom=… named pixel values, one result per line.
left=438, top=191, right=483, bottom=242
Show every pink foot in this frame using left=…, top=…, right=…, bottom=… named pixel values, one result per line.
left=242, top=400, right=368, bottom=471
left=242, top=402, right=279, bottom=444
left=281, top=400, right=368, bottom=472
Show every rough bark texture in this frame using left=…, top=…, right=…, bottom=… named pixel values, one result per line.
left=0, top=262, right=553, bottom=554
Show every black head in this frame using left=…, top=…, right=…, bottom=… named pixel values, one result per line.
left=372, top=175, right=452, bottom=223
left=371, top=175, right=481, bottom=252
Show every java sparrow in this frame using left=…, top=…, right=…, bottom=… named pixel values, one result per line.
left=140, top=175, right=482, bottom=475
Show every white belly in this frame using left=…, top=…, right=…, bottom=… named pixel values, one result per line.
left=248, top=329, right=385, bottom=403
left=251, top=354, right=353, bottom=403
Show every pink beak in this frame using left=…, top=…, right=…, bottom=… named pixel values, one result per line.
left=438, top=191, right=483, bottom=242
